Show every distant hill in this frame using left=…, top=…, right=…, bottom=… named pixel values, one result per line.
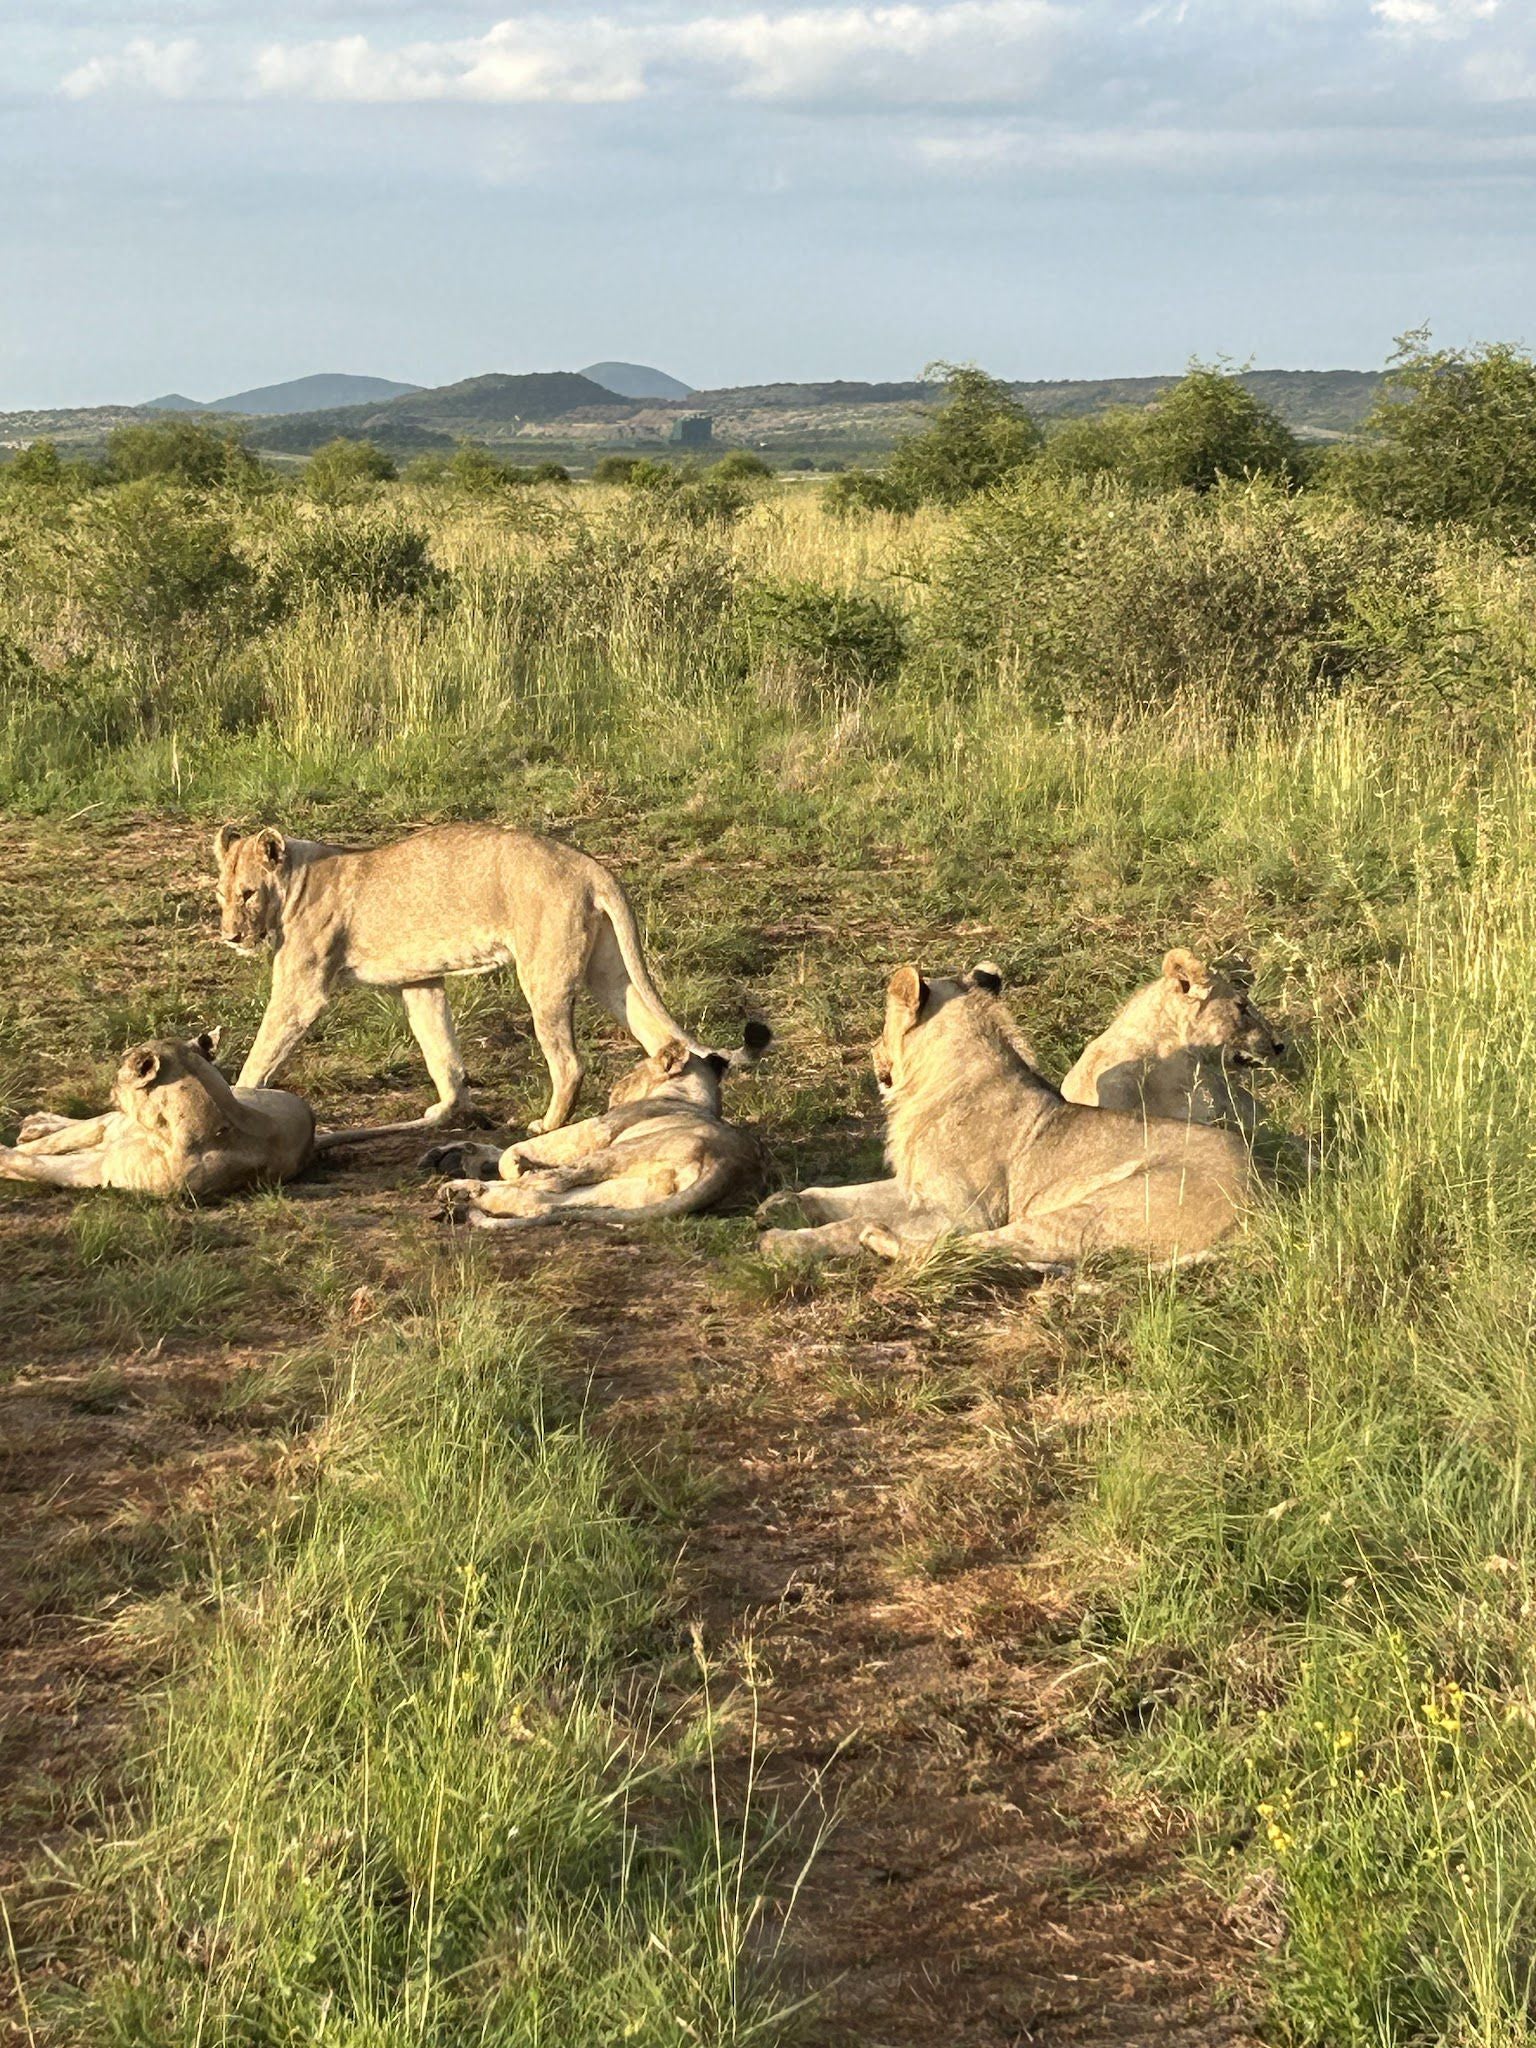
left=142, top=392, right=206, bottom=413
left=4, top=365, right=1385, bottom=459
left=207, top=373, right=421, bottom=416
left=249, top=370, right=625, bottom=454
left=581, top=362, right=693, bottom=401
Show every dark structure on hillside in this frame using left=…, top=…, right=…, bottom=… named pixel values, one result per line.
left=671, top=413, right=713, bottom=448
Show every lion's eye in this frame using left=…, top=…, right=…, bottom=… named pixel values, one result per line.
left=241, top=889, right=255, bottom=903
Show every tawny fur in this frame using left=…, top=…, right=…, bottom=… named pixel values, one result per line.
left=1061, top=947, right=1286, bottom=1134
left=431, top=1024, right=769, bottom=1230
left=760, top=965, right=1258, bottom=1268
left=213, top=820, right=696, bottom=1139
left=1, top=1033, right=314, bottom=1199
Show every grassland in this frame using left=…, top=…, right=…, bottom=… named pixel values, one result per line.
left=3, top=466, right=1536, bottom=2044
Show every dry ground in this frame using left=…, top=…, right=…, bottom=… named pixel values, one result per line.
left=0, top=818, right=1262, bottom=2046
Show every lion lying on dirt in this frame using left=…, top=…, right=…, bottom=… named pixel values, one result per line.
left=0, top=1031, right=314, bottom=1199
left=214, top=820, right=699, bottom=1140
left=430, top=1023, right=771, bottom=1230
left=1060, top=948, right=1286, bottom=1134
left=759, top=965, right=1257, bottom=1268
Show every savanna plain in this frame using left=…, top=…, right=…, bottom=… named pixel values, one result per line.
left=4, top=361, right=1536, bottom=2048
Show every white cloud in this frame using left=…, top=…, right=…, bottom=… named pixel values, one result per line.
left=60, top=35, right=205, bottom=98
left=69, top=2, right=1064, bottom=108
left=1372, top=0, right=1497, bottom=37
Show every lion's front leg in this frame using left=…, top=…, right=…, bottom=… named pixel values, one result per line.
left=237, top=962, right=328, bottom=1090
left=0, top=1144, right=107, bottom=1188
left=12, top=1111, right=116, bottom=1155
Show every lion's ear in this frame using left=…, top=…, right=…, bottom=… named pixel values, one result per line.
left=125, top=1047, right=161, bottom=1086
left=888, top=965, right=928, bottom=1022
left=1163, top=948, right=1210, bottom=998
left=969, top=961, right=1004, bottom=996
left=656, top=1039, right=692, bottom=1077
left=213, top=823, right=241, bottom=868
left=257, top=827, right=287, bottom=869
left=195, top=1027, right=222, bottom=1060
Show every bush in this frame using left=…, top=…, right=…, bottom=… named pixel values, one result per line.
left=823, top=469, right=917, bottom=519
left=106, top=417, right=261, bottom=491
left=1127, top=364, right=1303, bottom=493
left=531, top=461, right=571, bottom=485
left=304, top=438, right=397, bottom=504
left=710, top=450, right=773, bottom=481
left=1327, top=332, right=1536, bottom=549
left=592, top=454, right=642, bottom=484
left=4, top=440, right=68, bottom=491
left=445, top=442, right=528, bottom=493
left=274, top=510, right=446, bottom=611
left=1037, top=411, right=1142, bottom=483
left=884, top=363, right=1042, bottom=506
left=490, top=503, right=737, bottom=680
left=739, top=579, right=907, bottom=699
left=50, top=482, right=263, bottom=665
left=926, top=471, right=1446, bottom=719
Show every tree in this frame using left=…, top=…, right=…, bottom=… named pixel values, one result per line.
left=304, top=438, right=397, bottom=503
left=1126, top=365, right=1301, bottom=493
left=1330, top=330, right=1536, bottom=547
left=106, top=417, right=260, bottom=490
left=884, top=363, right=1042, bottom=506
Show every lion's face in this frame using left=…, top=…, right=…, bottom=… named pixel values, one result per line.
left=213, top=825, right=287, bottom=954
left=1161, top=949, right=1286, bottom=1066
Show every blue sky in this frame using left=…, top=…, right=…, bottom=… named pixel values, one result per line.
left=2, top=0, right=1533, bottom=406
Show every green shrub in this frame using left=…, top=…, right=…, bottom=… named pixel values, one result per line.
left=489, top=502, right=737, bottom=681
left=304, top=437, right=397, bottom=504
left=822, top=469, right=917, bottom=519
left=443, top=442, right=530, bottom=493
left=1127, top=363, right=1302, bottom=492
left=926, top=472, right=1445, bottom=718
left=592, top=454, right=643, bottom=484
left=531, top=460, right=571, bottom=485
left=4, top=439, right=68, bottom=491
left=274, top=510, right=446, bottom=611
left=48, top=482, right=263, bottom=665
left=884, top=363, right=1042, bottom=506
left=1037, top=368, right=1302, bottom=494
left=1327, top=332, right=1536, bottom=549
left=740, top=578, right=907, bottom=698
left=711, top=449, right=774, bottom=481
left=1038, top=411, right=1142, bottom=483
left=105, top=417, right=261, bottom=491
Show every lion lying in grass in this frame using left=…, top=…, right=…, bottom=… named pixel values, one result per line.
left=430, top=1023, right=771, bottom=1230
left=760, top=965, right=1257, bottom=1268
left=0, top=1031, right=315, bottom=1199
left=1061, top=948, right=1287, bottom=1134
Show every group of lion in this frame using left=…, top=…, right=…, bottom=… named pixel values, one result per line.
left=1, top=819, right=1293, bottom=1270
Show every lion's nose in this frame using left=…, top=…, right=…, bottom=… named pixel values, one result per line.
left=1272, top=1039, right=1287, bottom=1056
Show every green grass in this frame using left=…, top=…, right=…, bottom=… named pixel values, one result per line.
left=54, top=1281, right=793, bottom=2048
left=6, top=472, right=1536, bottom=2041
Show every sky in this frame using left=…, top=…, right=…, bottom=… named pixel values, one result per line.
left=2, top=0, right=1533, bottom=407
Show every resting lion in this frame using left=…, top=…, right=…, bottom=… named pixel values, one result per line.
left=0, top=1031, right=314, bottom=1199
left=1061, top=948, right=1286, bottom=1134
left=759, top=965, right=1257, bottom=1268
left=214, top=821, right=700, bottom=1139
left=431, top=1022, right=771, bottom=1230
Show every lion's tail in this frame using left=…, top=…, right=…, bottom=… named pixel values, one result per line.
left=591, top=873, right=701, bottom=1056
